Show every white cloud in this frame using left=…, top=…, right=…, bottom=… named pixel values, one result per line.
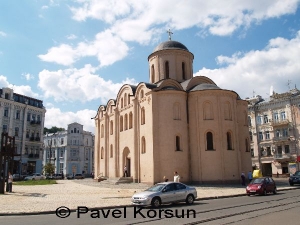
left=38, top=64, right=137, bottom=103
left=0, top=31, right=7, bottom=37
left=66, top=34, right=77, bottom=40
left=44, top=107, right=96, bottom=133
left=39, top=30, right=129, bottom=67
left=194, top=31, right=300, bottom=99
left=22, top=73, right=34, bottom=81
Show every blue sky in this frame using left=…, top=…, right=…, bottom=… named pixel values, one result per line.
left=1, top=0, right=300, bottom=133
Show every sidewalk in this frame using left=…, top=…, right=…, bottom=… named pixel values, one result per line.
left=0, top=178, right=298, bottom=215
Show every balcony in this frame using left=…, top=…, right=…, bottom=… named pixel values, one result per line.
left=28, top=154, right=40, bottom=159
left=271, top=119, right=290, bottom=127
left=30, top=120, right=41, bottom=126
left=273, top=136, right=290, bottom=143
left=273, top=153, right=293, bottom=161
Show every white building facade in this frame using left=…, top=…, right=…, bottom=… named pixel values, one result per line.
left=248, top=88, right=300, bottom=176
left=0, top=87, right=46, bottom=174
left=43, top=122, right=94, bottom=176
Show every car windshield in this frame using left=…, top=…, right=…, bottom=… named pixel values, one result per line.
left=251, top=178, right=264, bottom=184
left=294, top=171, right=300, bottom=176
left=145, top=184, right=165, bottom=192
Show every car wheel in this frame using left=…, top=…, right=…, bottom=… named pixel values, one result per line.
left=289, top=182, right=294, bottom=186
left=186, top=194, right=194, bottom=204
left=151, top=197, right=161, bottom=208
left=263, top=189, right=267, bottom=196
left=273, top=188, right=277, bottom=195
left=247, top=193, right=251, bottom=196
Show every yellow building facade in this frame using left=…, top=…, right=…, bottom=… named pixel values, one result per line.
left=93, top=39, right=252, bottom=184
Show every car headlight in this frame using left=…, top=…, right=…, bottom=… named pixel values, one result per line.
left=258, top=185, right=261, bottom=189
left=246, top=186, right=250, bottom=190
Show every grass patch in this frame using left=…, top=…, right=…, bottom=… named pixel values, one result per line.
left=14, top=180, right=57, bottom=185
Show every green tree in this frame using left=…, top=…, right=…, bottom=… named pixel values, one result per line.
left=43, top=163, right=55, bottom=175
left=44, top=126, right=65, bottom=135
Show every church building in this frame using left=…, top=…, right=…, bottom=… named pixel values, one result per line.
left=93, top=36, right=252, bottom=184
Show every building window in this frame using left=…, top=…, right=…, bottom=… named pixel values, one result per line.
left=16, top=110, right=20, bottom=120
left=140, top=90, right=144, bottom=99
left=4, top=107, right=9, bottom=117
left=141, top=108, right=145, bottom=125
left=124, top=114, right=128, bottom=130
left=2, top=125, right=7, bottom=133
left=61, top=138, right=64, bottom=145
left=27, top=113, right=31, bottom=121
left=110, top=145, right=113, bottom=158
left=165, top=61, right=169, bottom=78
left=101, top=124, right=104, bottom=137
left=248, top=116, right=252, bottom=126
left=257, top=116, right=262, bottom=125
left=267, top=147, right=271, bottom=156
left=120, top=116, right=123, bottom=132
left=276, top=129, right=280, bottom=138
left=182, top=62, right=186, bottom=80
left=227, top=132, right=233, bottom=150
left=245, top=138, right=249, bottom=152
left=110, top=121, right=113, bottom=135
left=121, top=98, right=123, bottom=108
left=129, top=112, right=133, bottom=129
left=101, top=147, right=104, bottom=159
left=141, top=137, right=146, bottom=154
left=124, top=94, right=127, bottom=107
left=282, top=128, right=288, bottom=137
left=251, top=148, right=254, bottom=157
left=128, top=95, right=130, bottom=105
left=37, top=115, right=41, bottom=122
left=151, top=65, right=155, bottom=83
left=250, top=132, right=253, bottom=141
left=206, top=132, right=214, bottom=150
left=258, top=132, right=263, bottom=140
left=26, top=130, right=30, bottom=138
left=265, top=131, right=270, bottom=140
left=175, top=136, right=181, bottom=151
left=285, top=145, right=290, bottom=154
left=281, top=111, right=286, bottom=120
left=60, top=149, right=64, bottom=157
left=263, top=115, right=268, bottom=124
left=273, top=113, right=279, bottom=122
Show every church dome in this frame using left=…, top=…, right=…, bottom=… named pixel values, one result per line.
left=153, top=40, right=189, bottom=53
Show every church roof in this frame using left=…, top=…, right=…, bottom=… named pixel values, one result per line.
left=189, top=83, right=221, bottom=91
left=153, top=40, right=189, bottom=53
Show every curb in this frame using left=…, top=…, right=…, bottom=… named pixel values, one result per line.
left=0, top=187, right=299, bottom=217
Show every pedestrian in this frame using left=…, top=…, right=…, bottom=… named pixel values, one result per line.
left=8, top=172, right=13, bottom=193
left=123, top=165, right=128, bottom=177
left=247, top=171, right=253, bottom=183
left=163, top=176, right=168, bottom=182
left=174, top=171, right=180, bottom=182
left=241, top=172, right=246, bottom=186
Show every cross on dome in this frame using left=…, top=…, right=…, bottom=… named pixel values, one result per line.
left=167, top=29, right=173, bottom=40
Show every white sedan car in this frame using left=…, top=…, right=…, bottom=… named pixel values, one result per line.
left=24, top=173, right=45, bottom=181
left=132, top=182, right=197, bottom=207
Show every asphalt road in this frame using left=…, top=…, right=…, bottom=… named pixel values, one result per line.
left=1, top=189, right=300, bottom=225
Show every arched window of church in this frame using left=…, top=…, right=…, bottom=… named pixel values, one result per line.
left=140, top=90, right=144, bottom=99
left=129, top=112, right=133, bottom=129
left=173, top=102, right=181, bottom=120
left=110, top=120, right=113, bottom=135
left=151, top=65, right=155, bottom=83
left=182, top=62, right=186, bottom=80
left=206, top=132, right=214, bottom=150
left=224, top=102, right=232, bottom=120
left=165, top=61, right=169, bottom=79
left=245, top=138, right=249, bottom=152
left=121, top=98, right=123, bottom=108
left=128, top=95, right=130, bottom=105
left=101, top=147, right=104, bottom=159
left=125, top=114, right=128, bottom=130
left=101, top=124, right=104, bottom=138
left=124, top=94, right=127, bottom=107
left=110, top=144, right=113, bottom=158
left=141, top=136, right=146, bottom=154
left=120, top=116, right=123, bottom=132
left=141, top=107, right=145, bottom=125
left=203, top=102, right=213, bottom=120
left=227, top=131, right=233, bottom=150
left=175, top=136, right=181, bottom=151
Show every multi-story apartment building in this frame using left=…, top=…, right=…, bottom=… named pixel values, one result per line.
left=43, top=122, right=94, bottom=176
left=247, top=88, right=300, bottom=176
left=0, top=87, right=46, bottom=174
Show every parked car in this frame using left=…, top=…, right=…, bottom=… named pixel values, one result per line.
left=12, top=174, right=26, bottom=181
left=24, top=173, right=45, bottom=181
left=131, top=182, right=197, bottom=207
left=246, top=177, right=277, bottom=196
left=74, top=174, right=84, bottom=179
left=289, top=171, right=300, bottom=186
